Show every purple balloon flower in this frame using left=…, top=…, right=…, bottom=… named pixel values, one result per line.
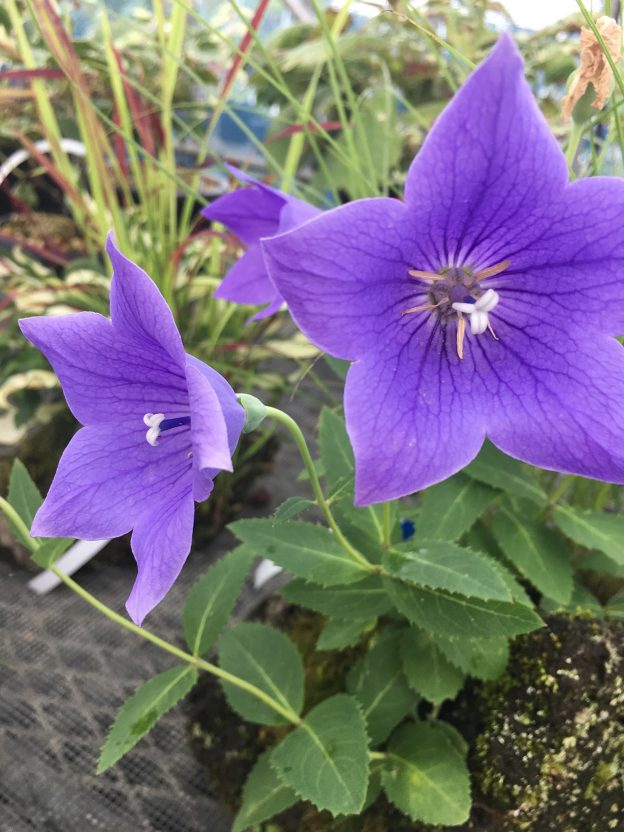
left=264, top=35, right=624, bottom=505
left=202, top=165, right=320, bottom=320
left=19, top=235, right=245, bottom=624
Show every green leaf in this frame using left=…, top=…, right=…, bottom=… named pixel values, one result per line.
left=317, top=617, right=371, bottom=650
left=580, top=551, right=624, bottom=578
left=31, top=537, right=73, bottom=568
left=319, top=407, right=354, bottom=492
left=271, top=694, right=369, bottom=816
left=347, top=633, right=415, bottom=746
left=554, top=505, right=624, bottom=564
left=6, top=459, right=42, bottom=546
left=229, top=519, right=368, bottom=585
left=418, top=474, right=496, bottom=541
left=384, top=576, right=543, bottom=638
left=183, top=545, right=255, bottom=657
left=491, top=506, right=574, bottom=604
left=435, top=635, right=510, bottom=680
left=400, top=629, right=465, bottom=704
left=219, top=622, right=304, bottom=725
left=465, top=442, right=547, bottom=506
left=541, top=580, right=603, bottom=616
left=97, top=666, right=197, bottom=773
left=8, top=458, right=42, bottom=525
left=605, top=595, right=624, bottom=620
left=382, top=721, right=470, bottom=825
left=232, top=750, right=298, bottom=832
left=384, top=542, right=512, bottom=602
left=273, top=496, right=315, bottom=522
left=281, top=576, right=394, bottom=620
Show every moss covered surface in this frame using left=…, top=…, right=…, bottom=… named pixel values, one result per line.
left=189, top=609, right=624, bottom=832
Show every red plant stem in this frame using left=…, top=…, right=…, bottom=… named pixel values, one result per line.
left=220, top=0, right=272, bottom=101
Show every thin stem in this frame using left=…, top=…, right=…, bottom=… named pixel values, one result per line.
left=264, top=406, right=375, bottom=571
left=50, top=565, right=301, bottom=725
left=0, top=497, right=37, bottom=552
left=382, top=502, right=392, bottom=548
left=566, top=121, right=583, bottom=175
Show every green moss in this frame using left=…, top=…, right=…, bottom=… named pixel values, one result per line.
left=456, top=615, right=624, bottom=831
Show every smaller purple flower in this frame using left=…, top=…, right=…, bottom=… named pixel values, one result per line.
left=19, top=235, right=245, bottom=624
left=202, top=165, right=320, bottom=320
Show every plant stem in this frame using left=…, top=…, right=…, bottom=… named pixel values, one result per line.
left=265, top=406, right=375, bottom=571
left=566, top=121, right=583, bottom=174
left=49, top=565, right=301, bottom=725
left=0, top=497, right=37, bottom=552
left=382, top=502, right=392, bottom=548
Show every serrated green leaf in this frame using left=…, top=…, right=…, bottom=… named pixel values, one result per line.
left=435, top=635, right=510, bottom=680
left=281, top=576, right=394, bottom=620
left=382, top=721, right=470, bottom=825
left=229, top=519, right=368, bottom=585
left=400, top=629, right=465, bottom=704
left=31, top=537, right=73, bottom=568
left=219, top=623, right=304, bottom=725
left=465, top=442, right=547, bottom=506
left=384, top=576, right=543, bottom=638
left=183, top=545, right=255, bottom=657
left=554, top=505, right=624, bottom=564
left=384, top=541, right=511, bottom=602
left=491, top=507, right=573, bottom=604
left=271, top=694, right=369, bottom=816
left=232, top=750, right=298, bottom=832
left=273, top=497, right=315, bottom=522
left=317, top=617, right=371, bottom=650
left=419, top=474, right=496, bottom=541
left=347, top=634, right=415, bottom=746
left=97, top=666, right=197, bottom=773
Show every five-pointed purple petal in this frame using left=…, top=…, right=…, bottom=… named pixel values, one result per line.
left=263, top=34, right=624, bottom=504
left=20, top=235, right=244, bottom=623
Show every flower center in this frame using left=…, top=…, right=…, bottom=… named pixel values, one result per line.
left=403, top=259, right=509, bottom=359
left=143, top=413, right=191, bottom=446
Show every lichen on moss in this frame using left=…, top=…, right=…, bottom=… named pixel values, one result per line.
left=457, top=615, right=624, bottom=831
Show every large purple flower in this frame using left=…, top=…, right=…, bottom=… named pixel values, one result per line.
left=202, top=165, right=320, bottom=320
left=263, top=35, right=624, bottom=505
left=19, top=235, right=244, bottom=623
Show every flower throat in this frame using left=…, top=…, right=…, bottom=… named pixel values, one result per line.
left=403, top=259, right=510, bottom=359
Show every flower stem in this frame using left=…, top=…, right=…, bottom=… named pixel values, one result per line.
left=265, top=406, right=375, bottom=571
left=0, top=497, right=37, bottom=552
left=49, top=564, right=301, bottom=725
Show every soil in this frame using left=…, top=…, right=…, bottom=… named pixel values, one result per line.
left=189, top=610, right=624, bottom=832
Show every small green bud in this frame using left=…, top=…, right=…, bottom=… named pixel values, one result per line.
left=237, top=394, right=268, bottom=433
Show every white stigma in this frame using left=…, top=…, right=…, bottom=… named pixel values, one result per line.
left=452, top=289, right=500, bottom=335
left=143, top=413, right=165, bottom=446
